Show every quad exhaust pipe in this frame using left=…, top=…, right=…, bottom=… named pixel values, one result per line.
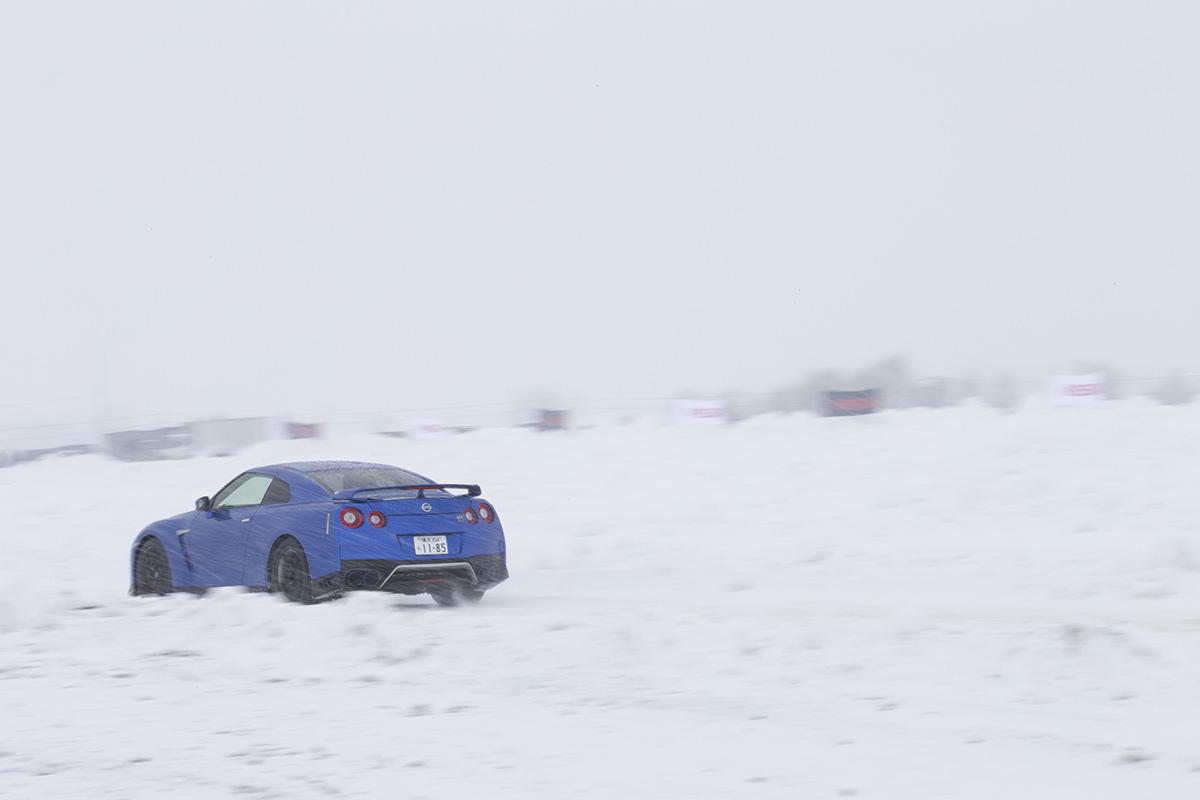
left=344, top=570, right=382, bottom=589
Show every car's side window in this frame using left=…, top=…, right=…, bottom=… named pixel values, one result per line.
left=212, top=473, right=274, bottom=509
left=262, top=478, right=291, bottom=506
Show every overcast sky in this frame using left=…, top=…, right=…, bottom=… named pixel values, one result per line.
left=3, top=1, right=1198, bottom=428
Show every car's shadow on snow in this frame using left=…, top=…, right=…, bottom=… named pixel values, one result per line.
left=110, top=587, right=524, bottom=615
left=383, top=592, right=524, bottom=612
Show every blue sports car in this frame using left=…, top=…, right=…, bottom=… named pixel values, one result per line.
left=130, top=461, right=508, bottom=605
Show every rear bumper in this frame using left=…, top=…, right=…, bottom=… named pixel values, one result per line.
left=315, top=554, right=508, bottom=597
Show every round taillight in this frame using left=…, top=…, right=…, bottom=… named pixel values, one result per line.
left=464, top=507, right=478, bottom=525
left=368, top=511, right=386, bottom=528
left=478, top=502, right=495, bottom=523
left=340, top=507, right=364, bottom=528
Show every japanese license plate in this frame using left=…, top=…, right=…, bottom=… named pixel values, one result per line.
left=413, top=535, right=449, bottom=556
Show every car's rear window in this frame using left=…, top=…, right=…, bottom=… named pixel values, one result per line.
left=308, top=466, right=436, bottom=495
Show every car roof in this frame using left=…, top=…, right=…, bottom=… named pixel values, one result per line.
left=241, top=462, right=416, bottom=500
left=266, top=460, right=396, bottom=474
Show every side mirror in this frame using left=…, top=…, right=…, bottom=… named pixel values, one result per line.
left=195, top=496, right=212, bottom=512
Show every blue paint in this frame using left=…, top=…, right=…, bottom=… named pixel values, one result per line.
left=130, top=461, right=507, bottom=593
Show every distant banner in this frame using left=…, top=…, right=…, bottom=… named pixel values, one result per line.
left=286, top=422, right=321, bottom=439
left=824, top=389, right=881, bottom=417
left=537, top=409, right=568, bottom=431
left=409, top=420, right=445, bottom=437
left=676, top=399, right=726, bottom=424
left=1051, top=374, right=1106, bottom=405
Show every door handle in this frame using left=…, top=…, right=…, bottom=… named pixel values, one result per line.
left=240, top=518, right=251, bottom=523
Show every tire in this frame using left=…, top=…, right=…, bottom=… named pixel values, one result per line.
left=269, top=540, right=315, bottom=604
left=133, top=538, right=173, bottom=596
left=431, top=588, right=485, bottom=607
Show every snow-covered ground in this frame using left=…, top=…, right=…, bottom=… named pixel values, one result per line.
left=1, top=403, right=1199, bottom=798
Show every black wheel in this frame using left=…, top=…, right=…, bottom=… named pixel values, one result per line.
left=133, top=538, right=173, bottom=596
left=269, top=540, right=315, bottom=604
left=431, top=588, right=485, bottom=607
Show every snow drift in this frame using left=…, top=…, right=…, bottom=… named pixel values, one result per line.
left=1, top=403, right=1199, bottom=798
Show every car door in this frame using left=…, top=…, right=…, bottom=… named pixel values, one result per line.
left=183, top=472, right=274, bottom=587
left=238, top=476, right=294, bottom=585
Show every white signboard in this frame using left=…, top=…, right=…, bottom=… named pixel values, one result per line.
left=675, top=399, right=726, bottom=424
left=1051, top=373, right=1106, bottom=405
left=191, top=417, right=273, bottom=456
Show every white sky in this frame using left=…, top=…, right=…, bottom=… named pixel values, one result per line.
left=3, top=1, right=1198, bottom=428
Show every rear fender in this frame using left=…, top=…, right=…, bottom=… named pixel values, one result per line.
left=244, top=505, right=340, bottom=587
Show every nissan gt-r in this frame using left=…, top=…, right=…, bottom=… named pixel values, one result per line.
left=130, top=461, right=508, bottom=605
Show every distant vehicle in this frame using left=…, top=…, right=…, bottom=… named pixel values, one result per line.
left=130, top=461, right=508, bottom=606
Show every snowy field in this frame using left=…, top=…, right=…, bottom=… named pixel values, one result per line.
left=2, top=403, right=1200, bottom=798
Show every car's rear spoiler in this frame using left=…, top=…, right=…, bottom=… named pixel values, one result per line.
left=332, top=484, right=482, bottom=501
